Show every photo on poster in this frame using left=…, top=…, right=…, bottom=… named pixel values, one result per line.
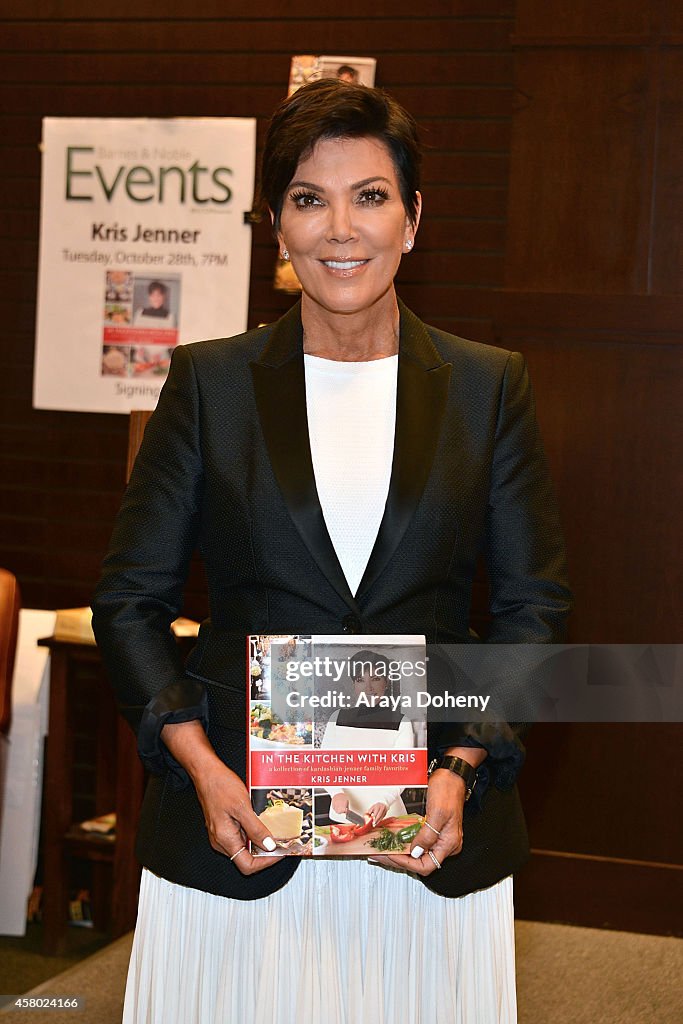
left=101, top=270, right=180, bottom=379
left=101, top=345, right=131, bottom=378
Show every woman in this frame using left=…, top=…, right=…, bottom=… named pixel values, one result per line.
left=321, top=651, right=417, bottom=826
left=92, top=78, right=571, bottom=1023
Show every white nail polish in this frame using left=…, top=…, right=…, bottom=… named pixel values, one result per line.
left=411, top=846, right=424, bottom=859
left=263, top=836, right=277, bottom=852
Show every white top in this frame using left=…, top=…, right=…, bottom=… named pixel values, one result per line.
left=320, top=709, right=415, bottom=818
left=304, top=353, right=398, bottom=595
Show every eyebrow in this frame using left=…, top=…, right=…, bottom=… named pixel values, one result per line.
left=288, top=176, right=392, bottom=193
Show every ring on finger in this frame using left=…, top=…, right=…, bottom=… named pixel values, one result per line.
left=427, top=849, right=442, bottom=870
left=424, top=819, right=441, bottom=837
left=230, top=846, right=247, bottom=862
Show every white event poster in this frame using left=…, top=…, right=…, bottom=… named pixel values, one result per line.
left=34, top=117, right=256, bottom=413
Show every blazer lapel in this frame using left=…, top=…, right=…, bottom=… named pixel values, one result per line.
left=250, top=302, right=361, bottom=614
left=355, top=300, right=452, bottom=599
left=251, top=298, right=451, bottom=611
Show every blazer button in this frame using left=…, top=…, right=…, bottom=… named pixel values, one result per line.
left=341, top=614, right=361, bottom=634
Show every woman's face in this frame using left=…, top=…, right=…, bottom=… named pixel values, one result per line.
left=353, top=671, right=387, bottom=702
left=276, top=136, right=420, bottom=319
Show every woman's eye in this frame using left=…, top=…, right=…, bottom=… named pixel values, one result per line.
left=290, top=192, right=323, bottom=209
left=358, top=189, right=389, bottom=205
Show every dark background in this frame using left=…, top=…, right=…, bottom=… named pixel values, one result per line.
left=0, top=0, right=681, bottom=934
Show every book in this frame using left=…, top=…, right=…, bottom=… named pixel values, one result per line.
left=68, top=889, right=93, bottom=928
left=53, top=607, right=97, bottom=645
left=246, top=634, right=428, bottom=857
left=79, top=811, right=116, bottom=835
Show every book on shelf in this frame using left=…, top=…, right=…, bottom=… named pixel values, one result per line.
left=246, top=634, right=428, bottom=857
left=79, top=811, right=116, bottom=835
left=53, top=607, right=97, bottom=645
left=68, top=889, right=93, bottom=928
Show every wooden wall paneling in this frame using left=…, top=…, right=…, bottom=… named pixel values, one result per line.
left=514, top=0, right=660, bottom=43
left=505, top=49, right=653, bottom=293
left=0, top=52, right=516, bottom=88
left=500, top=17, right=682, bottom=645
left=515, top=848, right=683, bottom=936
left=495, top=1, right=683, bottom=938
left=492, top=291, right=683, bottom=332
left=423, top=121, right=511, bottom=151
left=650, top=49, right=683, bottom=294
left=514, top=723, right=683, bottom=936
left=520, top=724, right=683, bottom=863
left=492, top=331, right=683, bottom=644
left=1, top=0, right=515, bottom=21
left=664, top=0, right=683, bottom=38
left=0, top=18, right=512, bottom=57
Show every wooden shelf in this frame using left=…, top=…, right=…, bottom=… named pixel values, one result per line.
left=63, top=826, right=116, bottom=862
left=39, top=636, right=144, bottom=955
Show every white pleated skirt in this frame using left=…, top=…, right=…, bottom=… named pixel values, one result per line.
left=123, top=861, right=517, bottom=1024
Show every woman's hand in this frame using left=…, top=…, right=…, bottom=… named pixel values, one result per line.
left=194, top=760, right=282, bottom=875
left=367, top=801, right=388, bottom=826
left=377, top=770, right=467, bottom=875
left=331, top=793, right=349, bottom=816
left=161, top=720, right=280, bottom=875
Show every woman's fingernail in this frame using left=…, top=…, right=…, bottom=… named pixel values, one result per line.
left=263, top=837, right=277, bottom=852
left=411, top=846, right=424, bottom=859
left=367, top=857, right=380, bottom=863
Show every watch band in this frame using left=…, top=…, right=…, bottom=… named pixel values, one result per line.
left=428, top=756, right=477, bottom=801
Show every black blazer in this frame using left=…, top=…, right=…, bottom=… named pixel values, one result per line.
left=92, top=298, right=572, bottom=900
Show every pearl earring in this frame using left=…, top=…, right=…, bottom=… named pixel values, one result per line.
left=281, top=249, right=290, bottom=261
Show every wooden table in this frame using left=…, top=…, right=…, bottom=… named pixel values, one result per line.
left=38, top=637, right=144, bottom=955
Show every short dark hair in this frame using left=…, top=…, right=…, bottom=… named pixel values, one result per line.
left=259, top=79, right=421, bottom=230
left=350, top=650, right=392, bottom=685
left=148, top=281, right=167, bottom=296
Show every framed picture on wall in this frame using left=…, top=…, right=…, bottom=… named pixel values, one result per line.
left=287, top=55, right=377, bottom=95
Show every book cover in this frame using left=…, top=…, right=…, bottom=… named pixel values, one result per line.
left=247, top=634, right=428, bottom=857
